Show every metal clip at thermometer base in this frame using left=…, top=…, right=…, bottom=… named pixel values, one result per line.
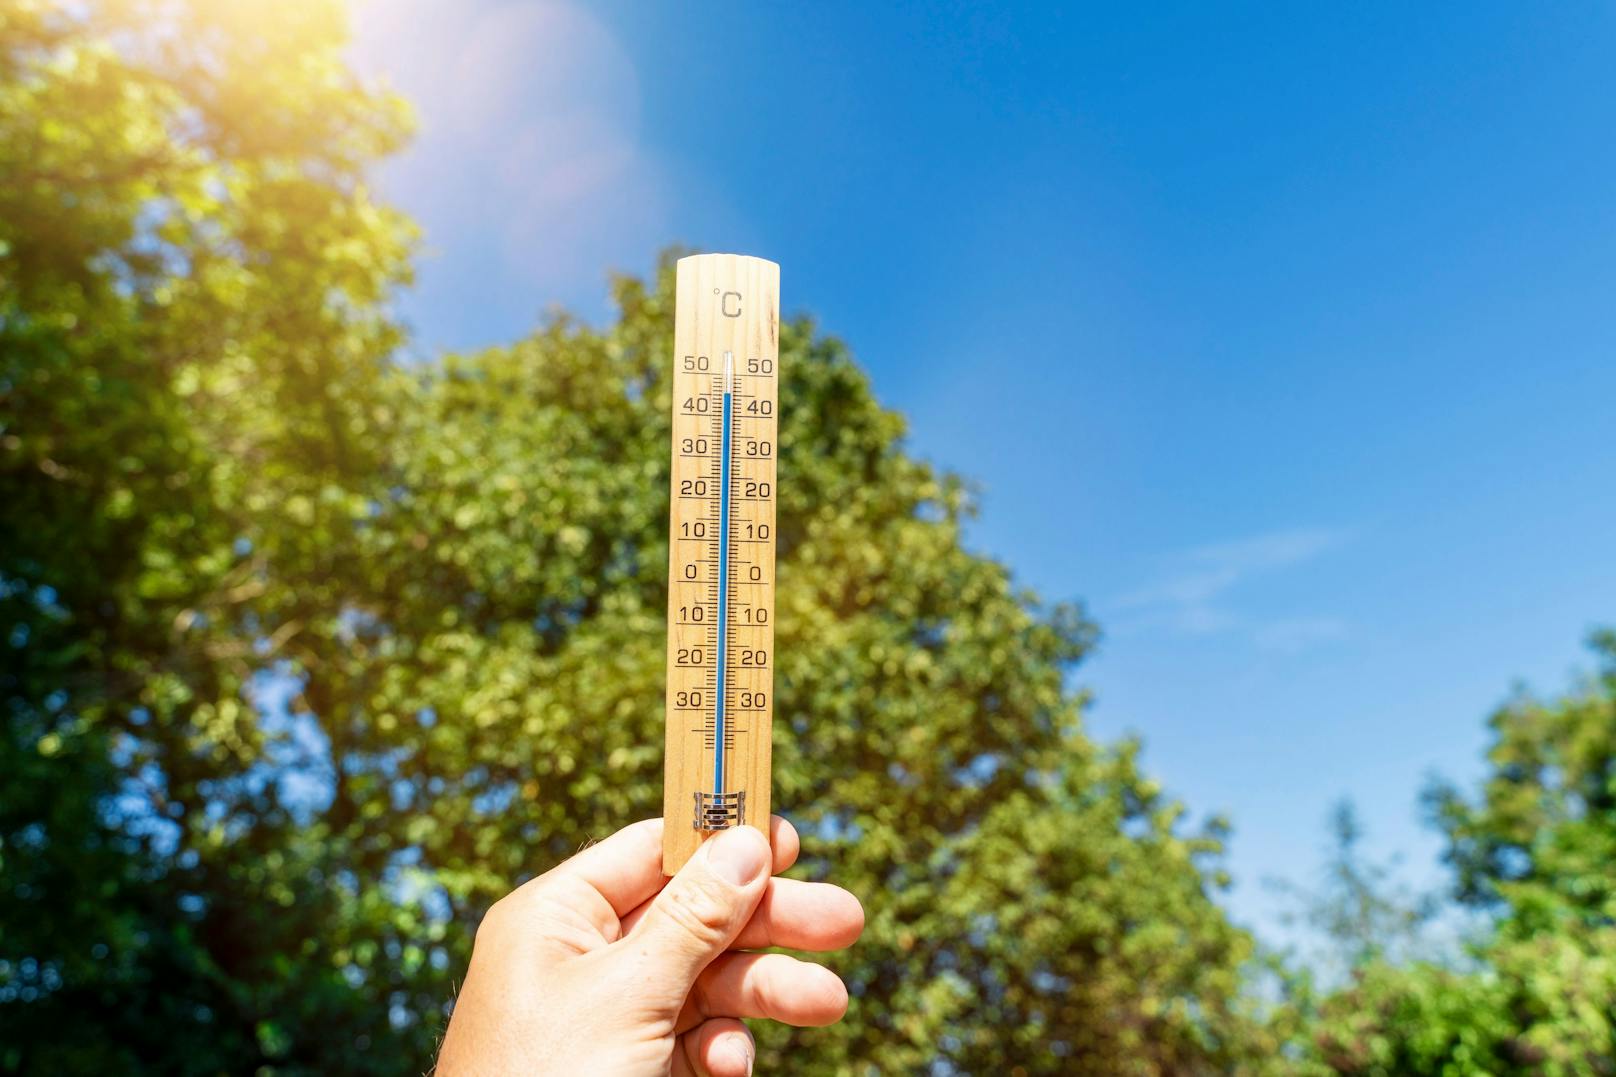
left=662, top=253, right=780, bottom=874
left=694, top=790, right=746, bottom=831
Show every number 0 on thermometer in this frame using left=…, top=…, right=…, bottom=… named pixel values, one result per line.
left=663, top=253, right=780, bottom=873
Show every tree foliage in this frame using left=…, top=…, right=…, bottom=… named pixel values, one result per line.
left=1291, top=635, right=1616, bottom=1075
left=0, top=3, right=1273, bottom=1073
left=2, top=0, right=414, bottom=1070
left=1268, top=800, right=1442, bottom=993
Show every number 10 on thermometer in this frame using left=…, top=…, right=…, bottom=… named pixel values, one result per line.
left=663, top=254, right=780, bottom=873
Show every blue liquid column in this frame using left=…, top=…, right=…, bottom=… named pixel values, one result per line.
left=713, top=351, right=734, bottom=797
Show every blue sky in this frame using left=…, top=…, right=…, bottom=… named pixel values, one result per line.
left=352, top=2, right=1616, bottom=941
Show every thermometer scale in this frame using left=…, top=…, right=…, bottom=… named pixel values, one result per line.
left=662, top=253, right=780, bottom=873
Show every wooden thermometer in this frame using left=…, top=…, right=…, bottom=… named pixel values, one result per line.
left=662, top=253, right=780, bottom=873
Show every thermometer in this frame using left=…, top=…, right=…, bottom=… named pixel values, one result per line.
left=662, top=253, right=780, bottom=873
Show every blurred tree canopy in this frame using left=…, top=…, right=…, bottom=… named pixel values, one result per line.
left=0, top=2, right=1274, bottom=1072
left=1267, top=800, right=1441, bottom=987
left=1287, top=634, right=1616, bottom=1075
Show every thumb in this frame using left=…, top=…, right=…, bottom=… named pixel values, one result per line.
left=623, top=825, right=771, bottom=999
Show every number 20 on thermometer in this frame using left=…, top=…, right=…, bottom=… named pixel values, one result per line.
left=663, top=254, right=780, bottom=873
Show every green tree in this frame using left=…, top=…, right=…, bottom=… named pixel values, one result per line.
left=1294, top=634, right=1616, bottom=1075
left=1, top=2, right=1275, bottom=1073
left=1, top=0, right=415, bottom=1070
left=1269, top=800, right=1441, bottom=986
left=1428, top=630, right=1616, bottom=937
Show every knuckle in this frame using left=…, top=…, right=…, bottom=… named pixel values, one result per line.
left=484, top=892, right=519, bottom=930
left=527, top=898, right=605, bottom=956
left=476, top=883, right=602, bottom=957
left=474, top=894, right=515, bottom=948
left=658, top=876, right=735, bottom=947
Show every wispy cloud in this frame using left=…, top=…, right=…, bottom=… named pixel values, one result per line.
left=1253, top=615, right=1349, bottom=655
left=1112, top=527, right=1350, bottom=652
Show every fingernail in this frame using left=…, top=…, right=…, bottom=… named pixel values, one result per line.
left=729, top=1035, right=754, bottom=1076
left=707, top=826, right=768, bottom=886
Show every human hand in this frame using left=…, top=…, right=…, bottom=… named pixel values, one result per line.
left=434, top=816, right=863, bottom=1076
